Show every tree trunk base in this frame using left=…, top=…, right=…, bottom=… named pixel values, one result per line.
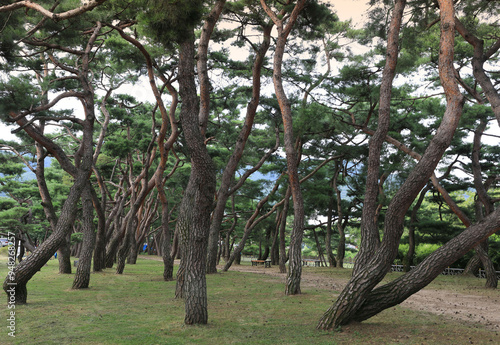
left=4, top=282, right=28, bottom=305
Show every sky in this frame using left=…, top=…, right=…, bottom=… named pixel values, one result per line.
left=327, top=0, right=370, bottom=25
left=1, top=1, right=499, bottom=148
left=0, top=2, right=369, bottom=143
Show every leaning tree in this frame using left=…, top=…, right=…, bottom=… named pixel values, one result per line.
left=317, top=0, right=500, bottom=329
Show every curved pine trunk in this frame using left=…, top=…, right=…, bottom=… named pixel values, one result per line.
left=72, top=185, right=96, bottom=289
left=3, top=167, right=90, bottom=303
left=347, top=207, right=500, bottom=322
left=260, top=0, right=308, bottom=294
left=317, top=0, right=466, bottom=329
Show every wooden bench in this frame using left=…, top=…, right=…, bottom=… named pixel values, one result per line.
left=302, top=259, right=321, bottom=267
left=251, top=259, right=271, bottom=268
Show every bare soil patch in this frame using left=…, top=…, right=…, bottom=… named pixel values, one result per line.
left=223, top=263, right=500, bottom=331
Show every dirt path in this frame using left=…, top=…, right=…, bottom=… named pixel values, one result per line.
left=222, top=263, right=500, bottom=331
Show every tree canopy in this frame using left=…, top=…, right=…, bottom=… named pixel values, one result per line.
left=0, top=0, right=499, bottom=331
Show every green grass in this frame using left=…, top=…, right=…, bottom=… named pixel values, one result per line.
left=0, top=256, right=498, bottom=344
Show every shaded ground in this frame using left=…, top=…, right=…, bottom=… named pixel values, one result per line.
left=223, top=262, right=500, bottom=331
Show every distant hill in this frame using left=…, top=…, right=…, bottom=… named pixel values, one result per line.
left=0, top=157, right=52, bottom=197
left=20, top=157, right=52, bottom=181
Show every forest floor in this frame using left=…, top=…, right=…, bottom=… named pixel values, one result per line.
left=224, top=262, right=500, bottom=331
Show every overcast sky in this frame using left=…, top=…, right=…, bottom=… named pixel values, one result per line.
left=3, top=1, right=498, bottom=148
left=0, top=2, right=370, bottom=143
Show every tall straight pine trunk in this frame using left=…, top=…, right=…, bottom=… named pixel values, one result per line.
left=174, top=31, right=216, bottom=325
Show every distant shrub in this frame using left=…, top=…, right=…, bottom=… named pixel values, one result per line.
left=398, top=243, right=476, bottom=268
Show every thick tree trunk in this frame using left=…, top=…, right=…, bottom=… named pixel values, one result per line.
left=105, top=229, right=119, bottom=268
left=175, top=258, right=185, bottom=299
left=57, top=234, right=72, bottom=274
left=344, top=207, right=500, bottom=323
left=475, top=240, right=497, bottom=288
left=171, top=229, right=179, bottom=260
left=317, top=0, right=465, bottom=329
left=127, top=238, right=138, bottom=264
left=174, top=32, right=216, bottom=325
left=200, top=1, right=226, bottom=275
left=72, top=185, right=96, bottom=289
left=3, top=163, right=92, bottom=303
left=280, top=73, right=304, bottom=291
left=463, top=253, right=481, bottom=276
left=104, top=195, right=127, bottom=268
left=116, top=215, right=137, bottom=274
left=470, top=119, right=497, bottom=288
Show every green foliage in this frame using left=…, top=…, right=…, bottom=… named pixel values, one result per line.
left=139, top=0, right=205, bottom=44
left=71, top=232, right=84, bottom=245
left=398, top=243, right=439, bottom=265
left=1, top=0, right=499, bottom=298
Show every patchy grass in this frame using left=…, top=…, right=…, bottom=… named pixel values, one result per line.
left=0, top=256, right=497, bottom=344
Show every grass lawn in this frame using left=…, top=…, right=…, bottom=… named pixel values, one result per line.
left=0, top=253, right=498, bottom=344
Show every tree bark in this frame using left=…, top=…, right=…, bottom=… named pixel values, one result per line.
left=72, top=184, right=96, bottom=289
left=92, top=92, right=112, bottom=272
left=278, top=188, right=291, bottom=273
left=197, top=0, right=225, bottom=274
left=261, top=0, right=307, bottom=296
left=3, top=22, right=100, bottom=302
left=318, top=0, right=472, bottom=329
left=470, top=118, right=497, bottom=288
left=91, top=174, right=107, bottom=272
left=353, top=0, right=406, bottom=273
left=454, top=18, right=500, bottom=126
left=57, top=234, right=72, bottom=274
left=345, top=206, right=500, bottom=323
left=116, top=212, right=140, bottom=274
left=270, top=210, right=281, bottom=265
left=174, top=31, right=216, bottom=325
left=333, top=160, right=345, bottom=268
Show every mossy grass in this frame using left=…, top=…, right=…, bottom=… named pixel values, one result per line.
left=0, top=256, right=497, bottom=344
